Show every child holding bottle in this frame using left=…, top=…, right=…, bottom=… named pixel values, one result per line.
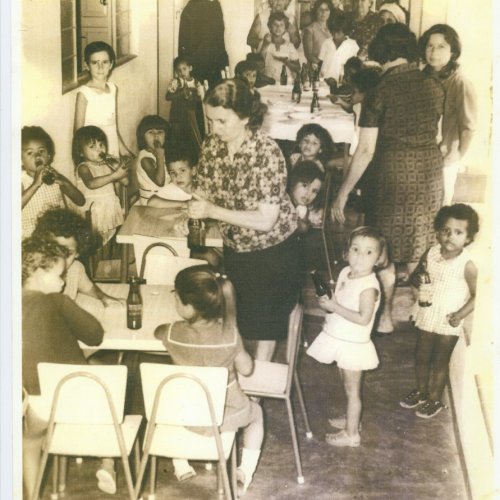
left=74, top=41, right=132, bottom=158
left=72, top=125, right=129, bottom=245
left=400, top=204, right=479, bottom=418
left=22, top=126, right=85, bottom=238
left=289, top=123, right=335, bottom=173
left=307, top=226, right=388, bottom=446
left=155, top=266, right=264, bottom=494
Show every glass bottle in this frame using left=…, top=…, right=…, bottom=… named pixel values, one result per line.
left=291, top=75, right=301, bottom=103
left=310, top=90, right=320, bottom=113
left=418, top=260, right=433, bottom=307
left=310, top=270, right=332, bottom=298
left=127, top=277, right=143, bottom=329
left=301, top=63, right=310, bottom=91
left=280, top=64, right=288, bottom=85
left=187, top=218, right=206, bottom=249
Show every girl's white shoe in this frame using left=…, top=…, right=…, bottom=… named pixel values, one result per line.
left=236, top=468, right=252, bottom=496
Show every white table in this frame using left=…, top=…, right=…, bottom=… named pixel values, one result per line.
left=77, top=284, right=180, bottom=351
left=260, top=84, right=355, bottom=144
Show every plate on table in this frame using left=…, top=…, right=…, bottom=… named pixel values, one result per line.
left=288, top=111, right=314, bottom=121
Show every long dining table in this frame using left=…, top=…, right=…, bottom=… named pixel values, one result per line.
left=76, top=283, right=179, bottom=352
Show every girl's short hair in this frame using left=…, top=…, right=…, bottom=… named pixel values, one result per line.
left=268, top=11, right=290, bottom=30
left=343, top=226, right=389, bottom=269
left=311, top=0, right=334, bottom=22
left=295, top=123, right=335, bottom=164
left=352, top=67, right=381, bottom=93
left=33, top=208, right=93, bottom=256
left=84, top=41, right=116, bottom=66
left=418, top=24, right=461, bottom=73
left=22, top=236, right=68, bottom=284
left=173, top=55, right=191, bottom=69
left=205, top=79, right=268, bottom=132
left=21, top=126, right=55, bottom=158
left=368, top=23, right=418, bottom=64
left=288, top=160, right=325, bottom=209
left=136, top=115, right=170, bottom=150
left=433, top=204, right=479, bottom=242
left=72, top=126, right=108, bottom=166
left=175, top=265, right=237, bottom=337
left=327, top=11, right=353, bottom=35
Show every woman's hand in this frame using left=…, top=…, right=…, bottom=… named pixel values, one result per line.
left=187, top=193, right=214, bottom=219
left=331, top=193, right=348, bottom=224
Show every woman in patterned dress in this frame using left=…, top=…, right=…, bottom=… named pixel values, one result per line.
left=332, top=23, right=444, bottom=334
left=188, top=79, right=300, bottom=361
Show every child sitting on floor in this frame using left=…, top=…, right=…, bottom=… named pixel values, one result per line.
left=21, top=237, right=117, bottom=497
left=155, top=266, right=264, bottom=494
left=22, top=126, right=85, bottom=238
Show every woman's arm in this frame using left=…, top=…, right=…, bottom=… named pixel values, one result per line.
left=188, top=194, right=280, bottom=232
left=447, top=260, right=477, bottom=327
left=319, top=288, right=379, bottom=326
left=54, top=172, right=86, bottom=206
left=331, top=127, right=378, bottom=223
left=288, top=18, right=301, bottom=49
left=302, top=27, right=316, bottom=64
left=148, top=196, right=189, bottom=209
left=74, top=92, right=87, bottom=132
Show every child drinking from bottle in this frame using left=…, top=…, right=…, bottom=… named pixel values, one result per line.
left=400, top=204, right=479, bottom=418
left=22, top=126, right=85, bottom=238
left=73, top=125, right=129, bottom=245
left=155, top=266, right=263, bottom=493
left=307, top=226, right=388, bottom=446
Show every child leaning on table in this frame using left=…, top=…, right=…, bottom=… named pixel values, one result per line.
left=21, top=237, right=119, bottom=497
left=155, top=266, right=264, bottom=495
left=33, top=207, right=123, bottom=306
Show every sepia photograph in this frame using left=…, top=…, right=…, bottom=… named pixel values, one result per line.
left=9, top=0, right=494, bottom=498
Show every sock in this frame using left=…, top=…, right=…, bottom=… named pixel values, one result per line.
left=238, top=448, right=261, bottom=490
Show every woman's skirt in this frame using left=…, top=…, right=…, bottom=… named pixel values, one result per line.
left=224, top=235, right=302, bottom=341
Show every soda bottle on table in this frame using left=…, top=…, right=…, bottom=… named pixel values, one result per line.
left=310, top=90, right=320, bottom=113
left=310, top=270, right=332, bottom=298
left=280, top=64, right=288, bottom=86
left=301, top=63, right=310, bottom=91
left=127, top=277, right=143, bottom=329
left=291, top=75, right=301, bottom=103
left=187, top=218, right=206, bottom=250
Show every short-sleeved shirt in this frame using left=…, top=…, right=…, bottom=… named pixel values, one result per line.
left=194, top=130, right=297, bottom=253
left=319, top=37, right=359, bottom=82
left=263, top=41, right=299, bottom=83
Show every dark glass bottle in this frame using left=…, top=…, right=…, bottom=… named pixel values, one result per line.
left=42, top=169, right=56, bottom=185
left=418, top=261, right=433, bottom=307
left=127, top=277, right=143, bottom=329
left=291, top=75, right=301, bottom=103
left=100, top=152, right=119, bottom=171
left=310, top=270, right=332, bottom=298
left=301, top=63, right=310, bottom=91
left=310, top=90, right=320, bottom=113
left=280, top=64, right=288, bottom=85
left=187, top=218, right=206, bottom=249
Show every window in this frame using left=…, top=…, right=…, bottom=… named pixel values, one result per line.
left=60, top=0, right=134, bottom=93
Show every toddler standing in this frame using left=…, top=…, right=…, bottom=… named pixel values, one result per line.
left=307, top=226, right=388, bottom=446
left=155, top=266, right=264, bottom=494
left=22, top=126, right=84, bottom=238
left=400, top=204, right=478, bottom=418
left=73, top=126, right=128, bottom=245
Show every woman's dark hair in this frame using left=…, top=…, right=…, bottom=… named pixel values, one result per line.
left=295, top=123, right=335, bottom=165
left=419, top=24, right=461, bottom=76
left=368, top=23, right=418, bottom=64
left=136, top=115, right=170, bottom=150
left=33, top=208, right=93, bottom=256
left=204, top=79, right=268, bottom=132
left=352, top=67, right=381, bottom=93
left=288, top=160, right=326, bottom=210
left=84, top=41, right=116, bottom=67
left=22, top=126, right=55, bottom=159
left=311, top=0, right=333, bottom=22
left=72, top=126, right=108, bottom=167
left=22, top=236, right=68, bottom=284
left=433, top=204, right=479, bottom=242
left=328, top=11, right=353, bottom=36
left=175, top=265, right=237, bottom=338
left=343, top=226, right=389, bottom=269
left=268, top=11, right=290, bottom=31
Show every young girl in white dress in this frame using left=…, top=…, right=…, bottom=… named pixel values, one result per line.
left=307, top=226, right=388, bottom=447
left=400, top=204, right=479, bottom=418
left=72, top=126, right=128, bottom=245
left=74, top=41, right=132, bottom=158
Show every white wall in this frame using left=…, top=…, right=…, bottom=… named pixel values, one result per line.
left=22, top=0, right=159, bottom=180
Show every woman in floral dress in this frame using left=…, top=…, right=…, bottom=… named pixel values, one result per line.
left=188, top=78, right=300, bottom=361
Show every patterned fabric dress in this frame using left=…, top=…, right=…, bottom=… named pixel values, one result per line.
left=360, top=62, right=444, bottom=263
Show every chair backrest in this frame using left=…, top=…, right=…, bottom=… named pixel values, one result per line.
left=37, top=363, right=127, bottom=425
left=140, top=363, right=228, bottom=426
left=285, top=303, right=304, bottom=390
left=139, top=241, right=207, bottom=285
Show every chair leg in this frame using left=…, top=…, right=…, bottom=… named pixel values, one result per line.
left=294, top=372, right=313, bottom=438
left=51, top=455, right=59, bottom=500
left=285, top=398, right=305, bottom=484
left=149, top=456, right=157, bottom=498
left=134, top=439, right=141, bottom=480
left=230, top=442, right=238, bottom=499
left=133, top=451, right=150, bottom=500
left=122, top=454, right=137, bottom=500
left=219, top=459, right=233, bottom=500
left=58, top=456, right=68, bottom=494
left=120, top=243, right=129, bottom=283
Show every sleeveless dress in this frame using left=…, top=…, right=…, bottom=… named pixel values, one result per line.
left=76, top=162, right=123, bottom=243
left=136, top=150, right=171, bottom=205
left=78, top=82, right=119, bottom=157
left=415, top=245, right=472, bottom=336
